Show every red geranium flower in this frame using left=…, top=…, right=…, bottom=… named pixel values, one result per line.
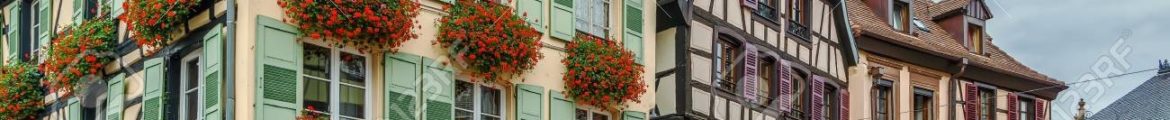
left=562, top=34, right=646, bottom=109
left=436, top=0, right=542, bottom=84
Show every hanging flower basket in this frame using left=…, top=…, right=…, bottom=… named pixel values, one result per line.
left=40, top=18, right=118, bottom=93
left=121, top=0, right=202, bottom=55
left=562, top=34, right=646, bottom=109
left=0, top=62, right=46, bottom=119
left=437, top=0, right=542, bottom=84
left=278, top=0, right=420, bottom=53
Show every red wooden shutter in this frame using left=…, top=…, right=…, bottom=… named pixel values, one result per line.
left=777, top=60, right=792, bottom=111
left=964, top=83, right=979, bottom=120
left=810, top=75, right=824, bottom=120
left=1036, top=101, right=1046, bottom=120
left=1007, top=93, right=1018, bottom=120
left=840, top=90, right=849, bottom=120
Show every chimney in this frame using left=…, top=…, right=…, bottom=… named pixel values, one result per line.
left=1160, top=60, right=1170, bottom=74
left=1074, top=99, right=1087, bottom=120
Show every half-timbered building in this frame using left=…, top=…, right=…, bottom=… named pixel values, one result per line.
left=651, top=0, right=857, bottom=119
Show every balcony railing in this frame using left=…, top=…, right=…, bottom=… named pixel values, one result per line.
left=786, top=20, right=810, bottom=41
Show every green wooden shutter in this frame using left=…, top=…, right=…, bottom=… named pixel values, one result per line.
left=142, top=57, right=166, bottom=120
left=549, top=91, right=574, bottom=120
left=516, top=0, right=545, bottom=33
left=6, top=2, right=19, bottom=60
left=108, top=0, right=124, bottom=17
left=73, top=0, right=82, bottom=24
left=549, top=0, right=574, bottom=40
left=516, top=84, right=543, bottom=120
left=623, top=0, right=644, bottom=63
left=385, top=53, right=423, bottom=120
left=202, top=24, right=224, bottom=120
left=622, top=110, right=645, bottom=120
left=255, top=16, right=301, bottom=120
left=68, top=97, right=81, bottom=120
left=422, top=58, right=454, bottom=120
left=38, top=0, right=49, bottom=48
left=106, top=74, right=125, bottom=120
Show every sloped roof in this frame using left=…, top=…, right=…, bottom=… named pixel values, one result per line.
left=1087, top=74, right=1170, bottom=119
left=845, top=0, right=1062, bottom=85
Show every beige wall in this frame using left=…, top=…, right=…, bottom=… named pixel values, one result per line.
left=234, top=0, right=657, bottom=119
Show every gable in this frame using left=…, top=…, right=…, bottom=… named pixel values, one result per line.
left=964, top=0, right=993, bottom=20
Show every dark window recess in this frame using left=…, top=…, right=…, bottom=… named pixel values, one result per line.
left=755, top=0, right=779, bottom=20
left=716, top=38, right=742, bottom=93
left=890, top=0, right=910, bottom=32
left=872, top=84, right=892, bottom=120
left=979, top=88, right=996, bottom=120
left=912, top=88, right=934, bottom=120
left=786, top=0, right=810, bottom=41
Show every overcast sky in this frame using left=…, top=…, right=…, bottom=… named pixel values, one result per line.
left=983, top=0, right=1170, bottom=119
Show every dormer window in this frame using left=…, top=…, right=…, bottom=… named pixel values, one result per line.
left=890, top=0, right=910, bottom=32
left=968, top=24, right=984, bottom=54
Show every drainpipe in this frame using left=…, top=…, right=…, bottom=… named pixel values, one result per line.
left=948, top=58, right=968, bottom=120
left=224, top=0, right=237, bottom=119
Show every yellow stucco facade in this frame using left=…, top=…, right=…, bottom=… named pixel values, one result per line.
left=19, top=0, right=658, bottom=119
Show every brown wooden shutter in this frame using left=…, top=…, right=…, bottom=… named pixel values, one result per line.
left=777, top=60, right=792, bottom=111
left=840, top=90, right=849, bottom=120
left=810, top=75, right=824, bottom=120
left=1007, top=93, right=1018, bottom=120
left=1036, top=100, right=1046, bottom=120
left=964, top=83, right=979, bottom=120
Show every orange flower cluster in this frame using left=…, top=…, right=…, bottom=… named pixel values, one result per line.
left=40, top=18, right=118, bottom=93
left=278, top=0, right=420, bottom=53
left=562, top=34, right=646, bottom=108
left=437, top=0, right=542, bottom=83
left=296, top=106, right=327, bottom=120
left=0, top=62, right=45, bottom=119
left=121, top=0, right=202, bottom=55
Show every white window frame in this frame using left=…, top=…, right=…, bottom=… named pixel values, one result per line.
left=179, top=49, right=204, bottom=120
left=576, top=106, right=611, bottom=120
left=453, top=79, right=507, bottom=120
left=30, top=0, right=41, bottom=51
left=301, top=40, right=373, bottom=120
left=575, top=0, right=610, bottom=38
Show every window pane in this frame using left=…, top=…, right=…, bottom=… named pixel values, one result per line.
left=575, top=0, right=589, bottom=34
left=593, top=113, right=608, bottom=120
left=303, top=45, right=330, bottom=78
left=340, top=52, right=365, bottom=86
left=576, top=109, right=588, bottom=120
left=303, top=78, right=330, bottom=112
left=455, top=81, right=474, bottom=110
left=340, top=85, right=365, bottom=118
left=482, top=115, right=500, bottom=120
left=758, top=60, right=773, bottom=105
left=594, top=0, right=608, bottom=37
left=717, top=39, right=739, bottom=91
left=455, top=110, right=473, bottom=120
left=185, top=92, right=197, bottom=120
left=186, top=59, right=199, bottom=90
left=481, top=86, right=501, bottom=116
